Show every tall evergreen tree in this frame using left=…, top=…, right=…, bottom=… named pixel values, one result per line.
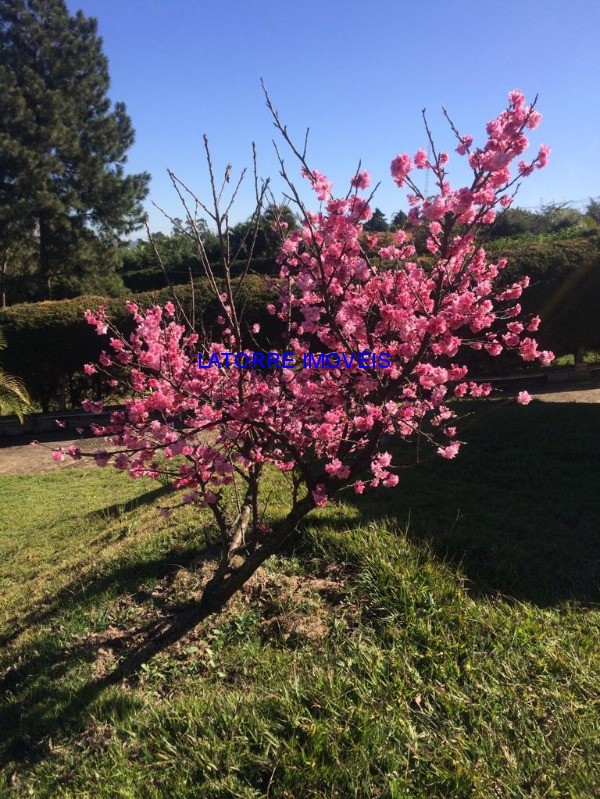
left=363, top=207, right=389, bottom=232
left=390, top=209, right=408, bottom=230
left=0, top=0, right=150, bottom=300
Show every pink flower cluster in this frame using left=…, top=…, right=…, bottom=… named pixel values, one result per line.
left=391, top=88, right=549, bottom=232
left=78, top=89, right=552, bottom=514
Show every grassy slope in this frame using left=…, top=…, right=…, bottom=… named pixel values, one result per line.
left=0, top=402, right=599, bottom=798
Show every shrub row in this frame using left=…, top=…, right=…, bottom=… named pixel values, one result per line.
left=118, top=256, right=279, bottom=293
left=499, top=232, right=600, bottom=359
left=1, top=233, right=599, bottom=411
left=0, top=276, right=279, bottom=412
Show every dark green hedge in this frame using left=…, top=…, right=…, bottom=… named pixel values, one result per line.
left=0, top=277, right=279, bottom=412
left=496, top=232, right=600, bottom=357
left=118, top=256, right=279, bottom=293
left=2, top=232, right=599, bottom=411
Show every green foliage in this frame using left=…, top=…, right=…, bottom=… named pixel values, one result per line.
left=390, top=209, right=408, bottom=230
left=227, top=204, right=297, bottom=262
left=491, top=207, right=541, bottom=238
left=585, top=197, right=600, bottom=225
left=0, top=328, right=30, bottom=419
left=470, top=230, right=600, bottom=360
left=490, top=203, right=585, bottom=240
left=0, top=294, right=120, bottom=411
left=363, top=206, right=389, bottom=232
left=118, top=230, right=206, bottom=292
left=0, top=0, right=150, bottom=302
left=116, top=207, right=293, bottom=292
left=0, top=225, right=39, bottom=306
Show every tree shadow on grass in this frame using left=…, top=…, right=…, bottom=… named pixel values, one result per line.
left=0, top=484, right=184, bottom=649
left=0, top=549, right=220, bottom=773
left=307, top=401, right=600, bottom=607
left=0, top=548, right=199, bottom=650
left=85, top=483, right=174, bottom=521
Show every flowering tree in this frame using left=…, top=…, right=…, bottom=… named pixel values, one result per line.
left=72, top=89, right=552, bottom=618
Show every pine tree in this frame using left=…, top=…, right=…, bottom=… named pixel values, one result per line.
left=390, top=209, right=408, bottom=230
left=362, top=207, right=389, bottom=232
left=0, top=0, right=150, bottom=301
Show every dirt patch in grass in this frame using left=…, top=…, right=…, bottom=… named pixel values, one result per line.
left=532, top=385, right=600, bottom=403
left=0, top=436, right=106, bottom=475
left=70, top=555, right=355, bottom=677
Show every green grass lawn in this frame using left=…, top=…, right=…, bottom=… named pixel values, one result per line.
left=0, top=401, right=599, bottom=798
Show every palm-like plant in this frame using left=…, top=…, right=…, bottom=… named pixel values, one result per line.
left=0, top=329, right=31, bottom=421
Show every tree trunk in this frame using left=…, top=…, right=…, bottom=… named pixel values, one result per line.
left=38, top=215, right=52, bottom=300
left=105, top=495, right=315, bottom=683
left=200, top=494, right=315, bottom=613
left=57, top=374, right=67, bottom=411
left=0, top=256, right=6, bottom=308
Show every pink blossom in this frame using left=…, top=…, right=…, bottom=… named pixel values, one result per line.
left=74, top=89, right=551, bottom=556
left=82, top=399, right=104, bottom=414
left=390, top=154, right=413, bottom=187
left=325, top=459, right=351, bottom=480
left=52, top=448, right=65, bottom=462
left=378, top=246, right=401, bottom=261
left=455, top=135, right=473, bottom=156
left=519, top=338, right=539, bottom=362
left=526, top=110, right=542, bottom=130
left=414, top=149, right=428, bottom=168
left=351, top=170, right=371, bottom=189
left=536, top=144, right=551, bottom=169
left=84, top=308, right=108, bottom=335
left=437, top=442, right=460, bottom=459
left=517, top=391, right=532, bottom=405
left=94, top=449, right=111, bottom=467
left=305, top=168, right=332, bottom=201
left=485, top=342, right=503, bottom=356
left=508, top=88, right=525, bottom=108
left=518, top=161, right=534, bottom=177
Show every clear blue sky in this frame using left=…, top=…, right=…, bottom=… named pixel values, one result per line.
left=66, top=0, right=600, bottom=235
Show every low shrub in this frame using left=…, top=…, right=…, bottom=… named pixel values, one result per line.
left=0, top=277, right=278, bottom=411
